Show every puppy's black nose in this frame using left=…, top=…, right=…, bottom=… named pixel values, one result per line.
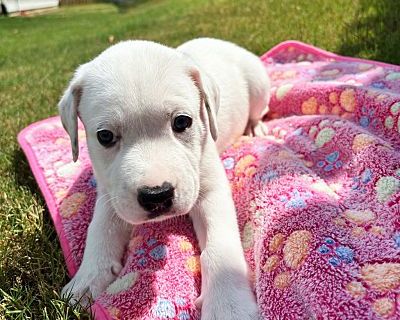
left=137, top=182, right=174, bottom=216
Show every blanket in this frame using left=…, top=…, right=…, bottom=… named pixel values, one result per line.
left=18, top=41, right=400, bottom=319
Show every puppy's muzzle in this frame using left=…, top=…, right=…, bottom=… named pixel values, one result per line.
left=137, top=182, right=174, bottom=218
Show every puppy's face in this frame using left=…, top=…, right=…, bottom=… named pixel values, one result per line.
left=59, top=41, right=218, bottom=224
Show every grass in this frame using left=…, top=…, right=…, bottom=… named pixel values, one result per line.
left=0, top=0, right=399, bottom=318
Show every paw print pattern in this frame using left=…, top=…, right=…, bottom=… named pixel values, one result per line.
left=59, top=192, right=87, bottom=219
left=308, top=120, right=336, bottom=149
left=384, top=101, right=400, bottom=132
left=394, top=233, right=400, bottom=249
left=345, top=263, right=400, bottom=318
left=89, top=175, right=97, bottom=188
left=352, top=133, right=377, bottom=153
left=229, top=154, right=258, bottom=193
left=375, top=176, right=400, bottom=203
left=359, top=105, right=380, bottom=129
left=254, top=169, right=279, bottom=184
left=317, top=151, right=343, bottom=172
left=351, top=168, right=373, bottom=193
left=299, top=89, right=356, bottom=118
left=152, top=297, right=192, bottom=320
left=317, top=237, right=355, bottom=267
left=279, top=189, right=313, bottom=209
left=361, top=263, right=400, bottom=293
left=132, top=238, right=168, bottom=270
left=333, top=209, right=385, bottom=238
left=263, top=230, right=313, bottom=290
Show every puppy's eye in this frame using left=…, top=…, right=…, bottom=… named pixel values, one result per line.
left=97, top=130, right=116, bottom=147
left=173, top=115, right=192, bottom=133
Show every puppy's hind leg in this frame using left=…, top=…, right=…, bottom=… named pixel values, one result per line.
left=243, top=59, right=271, bottom=137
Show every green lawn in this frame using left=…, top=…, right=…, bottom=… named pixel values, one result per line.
left=0, top=0, right=399, bottom=318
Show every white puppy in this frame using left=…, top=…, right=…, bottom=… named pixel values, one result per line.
left=59, top=37, right=270, bottom=319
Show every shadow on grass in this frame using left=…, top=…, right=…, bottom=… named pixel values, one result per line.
left=339, top=0, right=400, bottom=65
left=1, top=149, right=92, bottom=318
left=105, top=0, right=151, bottom=13
left=12, top=148, right=41, bottom=195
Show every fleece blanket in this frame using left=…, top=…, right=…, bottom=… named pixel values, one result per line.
left=18, top=41, right=400, bottom=320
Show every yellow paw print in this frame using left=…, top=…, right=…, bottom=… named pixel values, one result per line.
left=263, top=230, right=313, bottom=290
left=372, top=297, right=396, bottom=318
left=276, top=83, right=294, bottom=101
left=375, top=176, right=400, bottom=203
left=384, top=101, right=400, bottom=132
left=186, top=256, right=201, bottom=273
left=352, top=133, right=376, bottom=153
left=308, top=120, right=336, bottom=149
left=335, top=209, right=384, bottom=239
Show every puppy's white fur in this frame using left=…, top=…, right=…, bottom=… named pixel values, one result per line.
left=59, top=38, right=270, bottom=319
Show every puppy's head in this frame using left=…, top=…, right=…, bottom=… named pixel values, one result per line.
left=58, top=40, right=219, bottom=224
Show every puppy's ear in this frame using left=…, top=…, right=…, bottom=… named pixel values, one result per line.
left=189, top=67, right=220, bottom=141
left=58, top=68, right=84, bottom=162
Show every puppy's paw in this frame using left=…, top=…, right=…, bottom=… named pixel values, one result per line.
left=200, top=280, right=259, bottom=320
left=244, top=120, right=267, bottom=137
left=252, top=121, right=268, bottom=137
left=61, top=261, right=122, bottom=307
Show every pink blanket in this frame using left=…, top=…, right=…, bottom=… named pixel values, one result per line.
left=18, top=41, right=400, bottom=319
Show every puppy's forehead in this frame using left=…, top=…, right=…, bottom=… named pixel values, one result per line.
left=81, top=41, right=200, bottom=129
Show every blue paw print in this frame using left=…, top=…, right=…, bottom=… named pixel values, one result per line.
left=352, top=168, right=373, bottom=193
left=371, top=81, right=386, bottom=89
left=223, top=157, right=235, bottom=170
left=394, top=233, right=400, bottom=249
left=317, top=237, right=354, bottom=267
left=153, top=298, right=176, bottom=318
left=317, top=151, right=343, bottom=172
left=328, top=257, right=341, bottom=267
left=150, top=245, right=167, bottom=260
left=359, top=106, right=380, bottom=129
left=256, top=169, right=279, bottom=183
left=134, top=238, right=167, bottom=268
left=292, top=128, right=304, bottom=136
left=137, top=257, right=147, bottom=267
left=335, top=246, right=354, bottom=264
left=280, top=189, right=312, bottom=209
left=178, top=311, right=190, bottom=320
left=89, top=175, right=97, bottom=188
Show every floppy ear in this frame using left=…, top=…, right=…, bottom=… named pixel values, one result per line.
left=58, top=69, right=84, bottom=162
left=189, top=67, right=220, bottom=141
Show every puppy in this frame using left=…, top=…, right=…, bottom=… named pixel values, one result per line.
left=59, top=37, right=270, bottom=319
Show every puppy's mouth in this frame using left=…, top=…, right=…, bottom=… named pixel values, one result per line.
left=146, top=199, right=174, bottom=220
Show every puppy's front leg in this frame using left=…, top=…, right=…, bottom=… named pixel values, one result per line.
left=190, top=158, right=259, bottom=319
left=62, top=189, right=132, bottom=305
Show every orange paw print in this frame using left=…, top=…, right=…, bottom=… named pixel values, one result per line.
left=301, top=97, right=318, bottom=115
left=345, top=263, right=400, bottom=318
left=107, top=306, right=121, bottom=320
left=263, top=230, right=313, bottom=290
left=328, top=89, right=356, bottom=119
left=231, top=154, right=258, bottom=192
left=299, top=90, right=356, bottom=118
left=301, top=90, right=356, bottom=119
left=59, top=192, right=87, bottom=218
